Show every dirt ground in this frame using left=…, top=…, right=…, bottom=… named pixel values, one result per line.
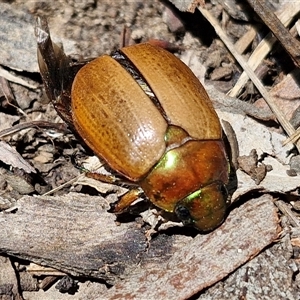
left=1, top=0, right=300, bottom=299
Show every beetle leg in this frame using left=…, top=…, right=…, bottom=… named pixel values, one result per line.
left=85, top=172, right=117, bottom=184
left=221, top=119, right=239, bottom=170
left=110, top=189, right=143, bottom=214
left=86, top=172, right=142, bottom=213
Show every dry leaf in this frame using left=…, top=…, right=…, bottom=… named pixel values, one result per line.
left=0, top=141, right=36, bottom=173
left=0, top=2, right=76, bottom=73
left=254, top=70, right=300, bottom=121
left=214, top=108, right=294, bottom=200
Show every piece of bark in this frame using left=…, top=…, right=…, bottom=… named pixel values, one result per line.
left=0, top=193, right=149, bottom=284
left=0, top=192, right=278, bottom=297
left=198, top=241, right=297, bottom=299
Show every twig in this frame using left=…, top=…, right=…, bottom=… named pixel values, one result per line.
left=229, top=2, right=300, bottom=97
left=0, top=121, right=70, bottom=138
left=275, top=200, right=300, bottom=228
left=0, top=66, right=38, bottom=90
left=247, top=0, right=300, bottom=68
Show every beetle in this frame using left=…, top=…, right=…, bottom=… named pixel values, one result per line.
left=36, top=17, right=231, bottom=232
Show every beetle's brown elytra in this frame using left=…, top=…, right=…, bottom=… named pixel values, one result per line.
left=121, top=44, right=222, bottom=141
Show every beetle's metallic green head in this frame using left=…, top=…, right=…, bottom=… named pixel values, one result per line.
left=174, top=181, right=230, bottom=232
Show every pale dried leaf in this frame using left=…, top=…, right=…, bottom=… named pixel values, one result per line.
left=5, top=173, right=35, bottom=194
left=218, top=111, right=292, bottom=160
left=0, top=111, right=20, bottom=132
left=75, top=175, right=128, bottom=195
left=0, top=2, right=76, bottom=73
left=0, top=141, right=36, bottom=173
left=260, top=156, right=300, bottom=193
left=214, top=109, right=295, bottom=200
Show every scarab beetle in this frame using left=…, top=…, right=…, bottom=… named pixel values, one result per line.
left=36, top=17, right=231, bottom=232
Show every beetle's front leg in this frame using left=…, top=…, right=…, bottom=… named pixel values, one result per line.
left=110, top=188, right=143, bottom=214
left=86, top=172, right=143, bottom=213
left=86, top=171, right=118, bottom=184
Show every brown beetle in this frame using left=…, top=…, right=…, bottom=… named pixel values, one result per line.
left=36, top=17, right=231, bottom=231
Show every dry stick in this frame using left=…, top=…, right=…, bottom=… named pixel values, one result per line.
left=229, top=2, right=300, bottom=97
left=234, top=25, right=257, bottom=55
left=198, top=6, right=300, bottom=152
left=247, top=0, right=300, bottom=69
left=283, top=129, right=300, bottom=147
left=0, top=121, right=70, bottom=138
left=0, top=66, right=38, bottom=89
left=275, top=200, right=300, bottom=228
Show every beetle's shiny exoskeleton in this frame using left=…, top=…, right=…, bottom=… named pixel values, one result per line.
left=36, top=17, right=230, bottom=231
